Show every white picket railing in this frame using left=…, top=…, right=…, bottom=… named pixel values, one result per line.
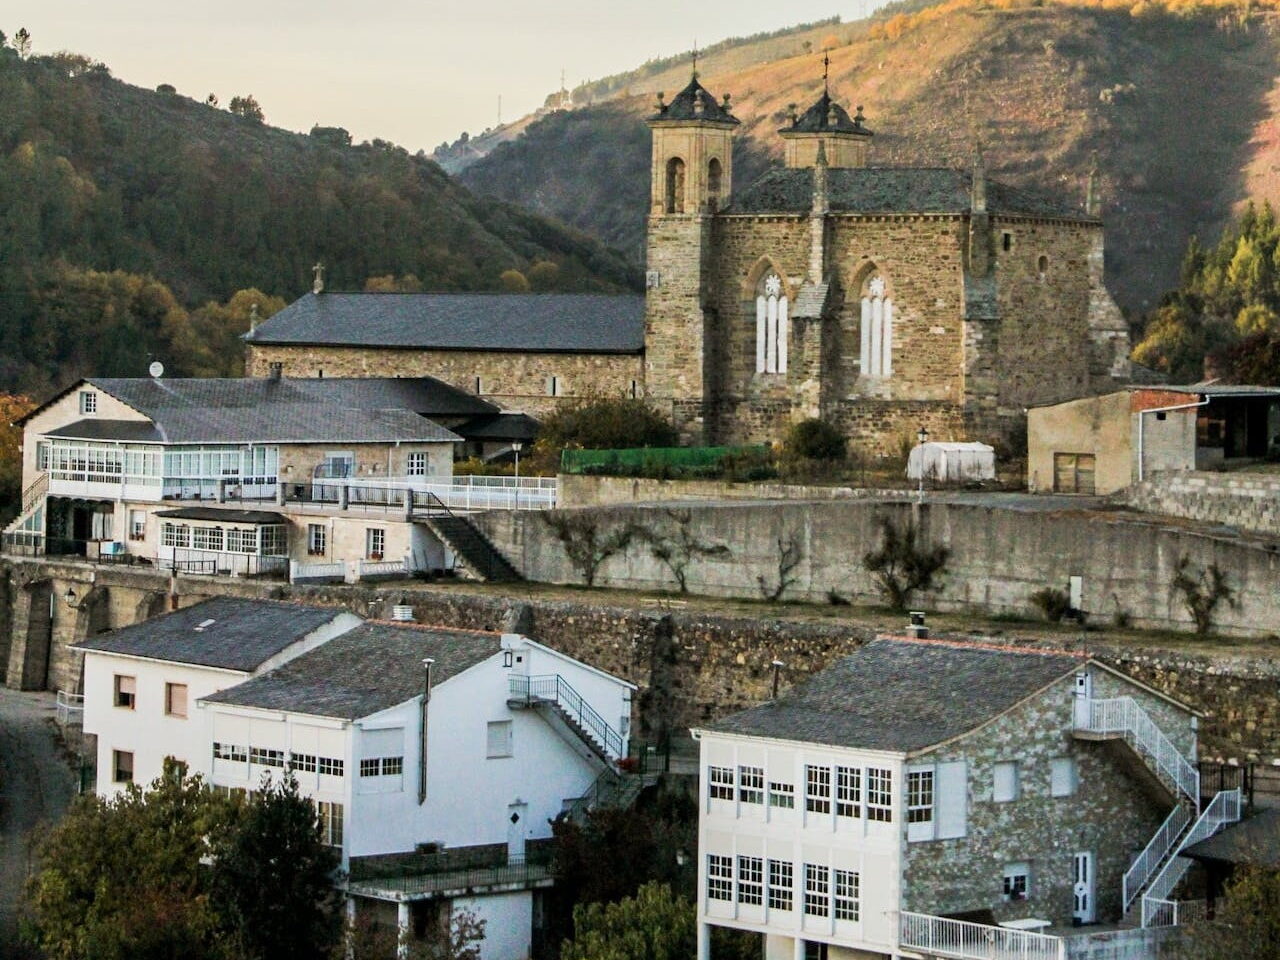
left=1123, top=802, right=1193, bottom=912
left=899, top=912, right=1065, bottom=960
left=358, top=558, right=407, bottom=579
left=1076, top=698, right=1199, bottom=804
left=289, top=560, right=345, bottom=583
left=1140, top=789, right=1241, bottom=927
left=55, top=690, right=84, bottom=727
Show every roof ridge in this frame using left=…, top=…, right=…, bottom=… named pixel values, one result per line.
left=875, top=632, right=1087, bottom=659
left=365, top=618, right=501, bottom=636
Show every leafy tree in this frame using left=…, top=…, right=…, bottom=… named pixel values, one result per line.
left=1174, top=866, right=1280, bottom=959
left=156, top=83, right=176, bottom=94
left=205, top=93, right=218, bottom=107
left=1215, top=330, right=1280, bottom=386
left=187, top=288, right=286, bottom=377
left=13, top=27, right=30, bottom=59
left=228, top=95, right=264, bottom=122
left=527, top=259, right=561, bottom=291
left=537, top=396, right=678, bottom=453
left=364, top=273, right=424, bottom=292
left=560, top=883, right=694, bottom=960
left=1170, top=555, right=1237, bottom=636
left=499, top=269, right=530, bottom=292
left=862, top=516, right=950, bottom=610
left=209, top=773, right=343, bottom=960
left=783, top=418, right=847, bottom=461
left=0, top=392, right=35, bottom=520
left=23, top=760, right=233, bottom=960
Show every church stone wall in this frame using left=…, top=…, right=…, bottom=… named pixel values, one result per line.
left=245, top=344, right=643, bottom=420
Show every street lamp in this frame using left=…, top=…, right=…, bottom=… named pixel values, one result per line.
left=511, top=441, right=523, bottom=481
left=916, top=425, right=929, bottom=504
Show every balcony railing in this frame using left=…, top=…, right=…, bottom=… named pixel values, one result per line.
left=1140, top=789, right=1241, bottom=927
left=1123, top=802, right=1193, bottom=912
left=509, top=674, right=626, bottom=760
left=345, top=846, right=555, bottom=900
left=899, top=912, right=1065, bottom=960
left=1074, top=697, right=1199, bottom=804
left=55, top=690, right=84, bottom=727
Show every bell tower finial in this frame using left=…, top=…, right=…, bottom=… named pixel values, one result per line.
left=692, top=41, right=699, bottom=79
left=312, top=262, right=325, bottom=295
left=822, top=51, right=831, bottom=94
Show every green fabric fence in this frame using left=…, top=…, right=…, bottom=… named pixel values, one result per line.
left=560, top=445, right=770, bottom=476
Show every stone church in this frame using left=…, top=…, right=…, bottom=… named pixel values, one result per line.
left=245, top=71, right=1132, bottom=455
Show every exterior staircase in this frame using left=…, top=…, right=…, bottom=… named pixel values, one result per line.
left=424, top=515, right=521, bottom=582
left=3, top=475, right=49, bottom=551
left=1073, top=696, right=1241, bottom=925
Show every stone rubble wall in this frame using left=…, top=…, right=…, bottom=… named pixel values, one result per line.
left=1124, top=470, right=1280, bottom=537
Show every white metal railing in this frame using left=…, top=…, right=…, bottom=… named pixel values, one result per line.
left=1076, top=698, right=1199, bottom=804
left=899, top=912, right=1065, bottom=960
left=1141, top=897, right=1207, bottom=929
left=1140, top=789, right=1241, bottom=927
left=56, top=690, right=84, bottom=726
left=313, top=475, right=558, bottom=512
left=1123, top=802, right=1193, bottom=912
left=289, top=560, right=345, bottom=582
left=1064, top=926, right=1174, bottom=960
left=358, top=558, right=407, bottom=579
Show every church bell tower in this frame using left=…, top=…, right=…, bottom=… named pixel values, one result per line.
left=643, top=69, right=739, bottom=441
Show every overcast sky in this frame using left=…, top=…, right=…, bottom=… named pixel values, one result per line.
left=13, top=2, right=878, bottom=152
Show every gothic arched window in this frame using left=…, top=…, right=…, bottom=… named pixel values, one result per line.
left=665, top=157, right=686, bottom=214
left=860, top=274, right=893, bottom=378
left=756, top=273, right=788, bottom=375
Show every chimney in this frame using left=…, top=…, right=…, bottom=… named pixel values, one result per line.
left=312, top=262, right=325, bottom=295
left=419, top=657, right=435, bottom=805
left=248, top=302, right=260, bottom=331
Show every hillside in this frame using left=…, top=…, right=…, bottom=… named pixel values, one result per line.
left=461, top=4, right=1280, bottom=313
left=0, top=46, right=639, bottom=392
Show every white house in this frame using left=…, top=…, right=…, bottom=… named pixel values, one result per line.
left=693, top=638, right=1239, bottom=960
left=77, top=596, right=361, bottom=793
left=79, top=596, right=636, bottom=960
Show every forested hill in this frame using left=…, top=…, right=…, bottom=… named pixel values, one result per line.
left=0, top=45, right=638, bottom=394
left=461, top=1, right=1280, bottom=315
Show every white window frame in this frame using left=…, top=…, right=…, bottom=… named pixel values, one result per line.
left=768, top=859, right=793, bottom=910
left=836, top=766, right=861, bottom=819
left=406, top=451, right=428, bottom=476
left=768, top=780, right=795, bottom=809
left=867, top=767, right=893, bottom=822
left=738, top=856, right=763, bottom=906
left=805, top=765, right=831, bottom=814
left=365, top=527, right=385, bottom=560
left=79, top=390, right=98, bottom=415
left=708, top=765, right=734, bottom=801
left=738, top=765, right=764, bottom=805
left=1003, top=862, right=1031, bottom=901
left=307, top=523, right=327, bottom=556
left=859, top=275, right=893, bottom=378
left=707, top=854, right=733, bottom=901
left=755, top=273, right=789, bottom=375
left=834, top=869, right=860, bottom=921
left=803, top=864, right=830, bottom=917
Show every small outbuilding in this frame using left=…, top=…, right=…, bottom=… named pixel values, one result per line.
left=906, top=441, right=996, bottom=483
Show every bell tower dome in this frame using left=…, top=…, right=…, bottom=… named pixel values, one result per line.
left=779, top=59, right=873, bottom=169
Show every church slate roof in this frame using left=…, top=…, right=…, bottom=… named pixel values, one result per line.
left=245, top=292, right=646, bottom=354
left=705, top=639, right=1083, bottom=754
left=72, top=597, right=346, bottom=673
left=648, top=76, right=740, bottom=125
left=780, top=93, right=871, bottom=136
left=727, top=167, right=1091, bottom=220
left=202, top=622, right=502, bottom=720
left=78, top=378, right=461, bottom=445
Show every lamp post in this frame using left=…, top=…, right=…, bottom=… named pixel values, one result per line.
left=917, top=425, right=929, bottom=504
left=512, top=441, right=524, bottom=509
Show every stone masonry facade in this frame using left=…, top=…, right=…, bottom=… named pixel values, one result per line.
left=902, top=669, right=1174, bottom=924
left=1124, top=469, right=1280, bottom=537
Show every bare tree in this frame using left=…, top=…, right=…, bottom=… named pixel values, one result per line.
left=1171, top=555, right=1237, bottom=637
left=639, top=508, right=730, bottom=593
left=861, top=516, right=949, bottom=611
left=758, top=535, right=803, bottom=602
left=542, top=512, right=636, bottom=587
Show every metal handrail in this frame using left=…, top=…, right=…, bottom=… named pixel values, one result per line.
left=1077, top=698, right=1199, bottom=804
left=899, top=911, right=1065, bottom=960
left=1123, top=802, right=1193, bottom=912
left=1140, top=789, right=1241, bottom=927
left=509, top=674, right=625, bottom=760
left=21, top=472, right=49, bottom=514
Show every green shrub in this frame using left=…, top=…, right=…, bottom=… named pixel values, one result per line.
left=783, top=418, right=847, bottom=462
left=1030, top=587, right=1071, bottom=622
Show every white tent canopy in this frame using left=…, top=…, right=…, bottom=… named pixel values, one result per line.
left=906, top=442, right=996, bottom=483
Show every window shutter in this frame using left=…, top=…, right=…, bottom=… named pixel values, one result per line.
left=1051, top=757, right=1078, bottom=797
left=993, top=761, right=1019, bottom=802
left=361, top=727, right=404, bottom=759
left=936, top=760, right=967, bottom=839
left=117, top=676, right=136, bottom=696
left=486, top=721, right=513, bottom=757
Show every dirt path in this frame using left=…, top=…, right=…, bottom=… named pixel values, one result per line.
left=0, top=690, right=78, bottom=957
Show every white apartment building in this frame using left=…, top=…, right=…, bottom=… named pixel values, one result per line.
left=694, top=638, right=1240, bottom=960
left=77, top=597, right=635, bottom=960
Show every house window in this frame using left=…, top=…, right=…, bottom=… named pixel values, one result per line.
left=214, top=742, right=248, bottom=763
left=161, top=523, right=190, bottom=548
left=708, top=766, right=734, bottom=801
left=225, top=527, right=257, bottom=554
left=836, top=766, right=861, bottom=818
left=1002, top=231, right=1013, bottom=252
left=664, top=156, right=686, bottom=214
left=546, top=375, right=560, bottom=397
left=805, top=765, right=832, bottom=814
left=1053, top=453, right=1096, bottom=495
left=365, top=527, right=385, bottom=560
left=164, top=683, right=188, bottom=718
left=317, top=801, right=344, bottom=847
left=79, top=390, right=98, bottom=415
left=268, top=362, right=283, bottom=377
left=381, top=756, right=403, bottom=776
left=768, top=781, right=795, bottom=809
left=318, top=756, right=344, bottom=777
left=738, top=765, right=764, bottom=805
left=768, top=860, right=793, bottom=910
left=1037, top=254, right=1049, bottom=276
left=994, top=761, right=1020, bottom=802
left=803, top=864, right=830, bottom=917
left=859, top=274, right=893, bottom=378
left=112, top=749, right=134, bottom=783
left=1051, top=757, right=1078, bottom=797
left=707, top=854, right=733, bottom=900
left=114, top=675, right=136, bottom=709
left=360, top=758, right=381, bottom=777
left=486, top=720, right=513, bottom=758
left=834, top=869, right=860, bottom=921
left=192, top=525, right=224, bottom=551
left=630, top=379, right=640, bottom=398
left=259, top=526, right=287, bottom=557
left=36, top=440, right=50, bottom=471
left=738, top=856, right=764, bottom=905
left=907, top=769, right=934, bottom=823
left=407, top=452, right=428, bottom=476
left=129, top=510, right=146, bottom=541
left=755, top=272, right=789, bottom=375
left=249, top=747, right=284, bottom=768
left=307, top=523, right=326, bottom=556
left=1003, top=862, right=1031, bottom=901
left=867, top=768, right=893, bottom=822
left=289, top=752, right=317, bottom=772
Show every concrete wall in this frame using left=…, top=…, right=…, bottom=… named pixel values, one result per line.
left=558, top=474, right=915, bottom=508
left=1125, top=470, right=1280, bottom=537
left=474, top=500, right=1280, bottom=638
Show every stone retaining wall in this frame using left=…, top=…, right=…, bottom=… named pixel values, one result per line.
left=1124, top=470, right=1280, bottom=537
left=558, top=473, right=915, bottom=507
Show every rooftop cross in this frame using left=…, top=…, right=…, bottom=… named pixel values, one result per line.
left=692, top=41, right=699, bottom=79
left=823, top=51, right=831, bottom=93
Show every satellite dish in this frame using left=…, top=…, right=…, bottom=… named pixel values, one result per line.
left=149, top=361, right=164, bottom=378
